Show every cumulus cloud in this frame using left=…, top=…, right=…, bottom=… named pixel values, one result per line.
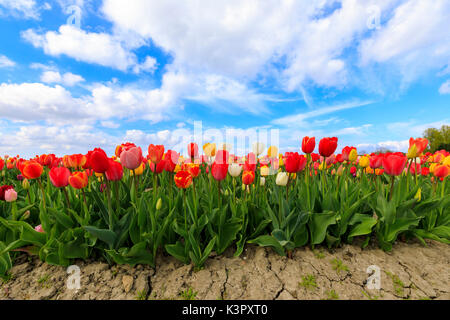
left=41, top=70, right=85, bottom=86
left=22, top=25, right=153, bottom=72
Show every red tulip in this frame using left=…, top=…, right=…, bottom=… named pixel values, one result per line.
left=434, top=165, right=449, bottom=178
left=243, top=152, right=256, bottom=171
left=284, top=152, right=301, bottom=173
left=369, top=155, right=383, bottom=169
left=409, top=163, right=421, bottom=175
left=297, top=155, right=307, bottom=171
left=335, top=154, right=344, bottom=163
left=105, top=159, right=123, bottom=181
left=21, top=161, right=43, bottom=180
left=421, top=167, right=430, bottom=176
left=148, top=144, right=164, bottom=164
left=302, top=136, right=315, bottom=154
left=382, top=155, right=407, bottom=176
left=68, top=171, right=89, bottom=189
left=163, top=150, right=179, bottom=172
left=215, top=150, right=229, bottom=165
left=211, top=162, right=228, bottom=181
left=242, top=170, right=255, bottom=185
left=150, top=160, right=165, bottom=174
left=182, top=163, right=200, bottom=178
left=0, top=158, right=4, bottom=170
left=319, top=137, right=338, bottom=158
left=88, top=148, right=109, bottom=173
left=311, top=153, right=320, bottom=162
left=174, top=170, right=192, bottom=189
left=49, top=167, right=70, bottom=188
left=120, top=146, right=143, bottom=170
left=187, top=143, right=199, bottom=159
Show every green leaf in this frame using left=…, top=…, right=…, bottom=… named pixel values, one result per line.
left=248, top=235, right=285, bottom=256
left=83, top=226, right=116, bottom=247
left=348, top=214, right=377, bottom=238
left=310, top=212, right=337, bottom=245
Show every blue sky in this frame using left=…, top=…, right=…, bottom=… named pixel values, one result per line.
left=0, top=0, right=449, bottom=158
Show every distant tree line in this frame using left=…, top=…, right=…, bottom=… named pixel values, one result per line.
left=423, top=125, right=449, bottom=153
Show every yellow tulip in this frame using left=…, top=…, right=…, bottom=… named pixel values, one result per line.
left=407, top=144, right=417, bottom=159
left=359, top=156, right=369, bottom=168
left=130, top=162, right=145, bottom=176
left=319, top=161, right=327, bottom=170
left=203, top=143, right=216, bottom=157
left=349, top=149, right=358, bottom=162
left=443, top=155, right=450, bottom=167
left=267, top=146, right=278, bottom=158
left=278, top=153, right=284, bottom=167
left=430, top=163, right=437, bottom=173
left=173, top=164, right=181, bottom=173
left=260, top=165, right=269, bottom=177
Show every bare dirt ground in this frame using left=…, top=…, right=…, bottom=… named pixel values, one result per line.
left=1, top=239, right=449, bottom=300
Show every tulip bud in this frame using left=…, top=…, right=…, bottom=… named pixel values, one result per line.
left=1, top=171, right=5, bottom=177
left=337, top=165, right=344, bottom=176
left=22, top=210, right=30, bottom=220
left=156, top=198, right=162, bottom=210
left=22, top=178, right=30, bottom=190
left=260, top=177, right=266, bottom=186
left=414, top=188, right=421, bottom=202
left=407, top=144, right=417, bottom=159
left=224, top=189, right=229, bottom=196
left=276, top=172, right=288, bottom=186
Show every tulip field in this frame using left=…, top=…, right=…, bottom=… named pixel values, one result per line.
left=0, top=137, right=449, bottom=278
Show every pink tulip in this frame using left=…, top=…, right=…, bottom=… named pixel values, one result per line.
left=120, top=146, right=143, bottom=170
left=4, top=189, right=17, bottom=202
left=34, top=224, right=44, bottom=233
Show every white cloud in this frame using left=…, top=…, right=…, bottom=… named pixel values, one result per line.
left=22, top=25, right=153, bottom=72
left=41, top=71, right=85, bottom=86
left=0, top=123, right=120, bottom=158
left=0, top=82, right=89, bottom=122
left=272, top=100, right=375, bottom=127
left=439, top=80, right=450, bottom=94
left=357, top=140, right=409, bottom=153
left=359, top=0, right=450, bottom=87
left=0, top=55, right=15, bottom=68
left=132, top=56, right=157, bottom=74
left=0, top=0, right=39, bottom=19
left=100, top=120, right=120, bottom=129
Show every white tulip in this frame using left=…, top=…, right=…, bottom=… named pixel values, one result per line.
left=260, top=177, right=266, bottom=186
left=252, top=142, right=265, bottom=156
left=276, top=172, right=289, bottom=186
left=228, top=163, right=242, bottom=177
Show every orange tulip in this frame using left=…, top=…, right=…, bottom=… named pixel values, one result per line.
left=409, top=138, right=428, bottom=156
left=21, top=161, right=43, bottom=180
left=69, top=171, right=89, bottom=189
